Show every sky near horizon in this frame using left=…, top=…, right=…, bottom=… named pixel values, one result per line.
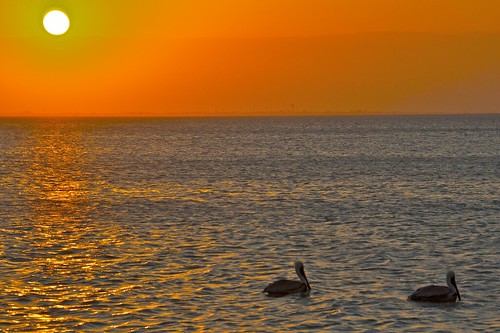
left=1, top=1, right=499, bottom=117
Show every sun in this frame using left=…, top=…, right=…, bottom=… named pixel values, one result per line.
left=43, top=10, right=70, bottom=36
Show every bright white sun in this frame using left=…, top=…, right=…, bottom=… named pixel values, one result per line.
left=43, top=10, right=70, bottom=35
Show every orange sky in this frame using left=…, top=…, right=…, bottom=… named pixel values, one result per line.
left=1, top=0, right=499, bottom=116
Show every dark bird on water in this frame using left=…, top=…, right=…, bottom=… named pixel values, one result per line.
left=263, top=261, right=311, bottom=296
left=408, top=270, right=461, bottom=303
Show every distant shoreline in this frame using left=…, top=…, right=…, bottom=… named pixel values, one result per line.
left=0, top=112, right=498, bottom=120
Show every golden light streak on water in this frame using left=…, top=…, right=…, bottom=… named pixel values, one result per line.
left=4, top=121, right=124, bottom=331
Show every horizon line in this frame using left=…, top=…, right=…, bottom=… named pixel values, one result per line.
left=1, top=112, right=498, bottom=119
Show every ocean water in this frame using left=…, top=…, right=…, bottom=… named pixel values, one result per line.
left=0, top=115, right=498, bottom=332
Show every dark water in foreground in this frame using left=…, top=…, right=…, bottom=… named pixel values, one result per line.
left=0, top=115, right=498, bottom=332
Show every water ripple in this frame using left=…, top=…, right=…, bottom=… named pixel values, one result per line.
left=0, top=116, right=498, bottom=331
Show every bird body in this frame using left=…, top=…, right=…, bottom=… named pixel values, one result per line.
left=408, top=270, right=461, bottom=303
left=263, top=261, right=311, bottom=296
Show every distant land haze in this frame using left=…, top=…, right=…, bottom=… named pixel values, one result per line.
left=1, top=0, right=499, bottom=117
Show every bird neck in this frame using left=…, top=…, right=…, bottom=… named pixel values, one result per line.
left=447, top=276, right=457, bottom=294
left=298, top=271, right=310, bottom=289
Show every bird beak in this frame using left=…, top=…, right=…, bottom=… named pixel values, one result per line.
left=452, top=277, right=461, bottom=301
left=456, top=288, right=461, bottom=301
left=300, top=267, right=311, bottom=290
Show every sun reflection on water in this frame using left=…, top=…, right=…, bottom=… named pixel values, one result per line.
left=1, top=120, right=121, bottom=331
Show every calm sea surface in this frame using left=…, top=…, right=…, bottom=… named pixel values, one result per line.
left=0, top=115, right=498, bottom=332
